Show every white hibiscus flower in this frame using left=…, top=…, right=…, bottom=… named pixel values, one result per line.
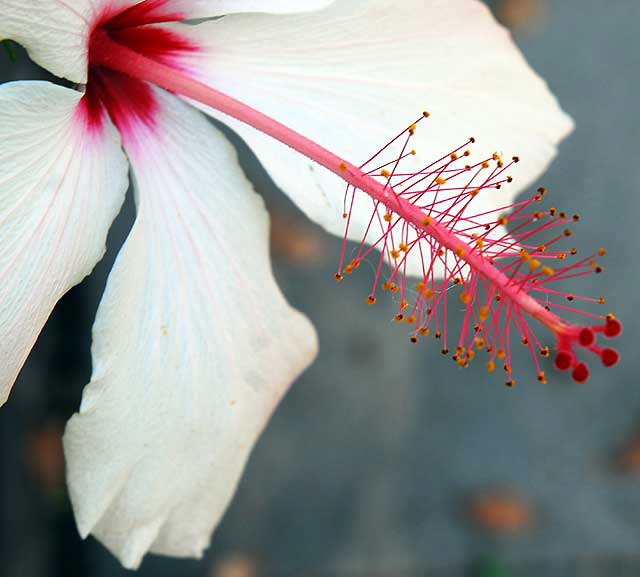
left=0, top=0, right=572, bottom=569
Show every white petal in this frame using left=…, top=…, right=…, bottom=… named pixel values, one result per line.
left=63, top=89, right=317, bottom=569
left=0, top=0, right=336, bottom=82
left=177, top=0, right=573, bottom=253
left=0, top=81, right=128, bottom=405
left=0, top=0, right=137, bottom=83
left=163, top=0, right=336, bottom=18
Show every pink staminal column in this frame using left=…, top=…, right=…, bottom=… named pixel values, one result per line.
left=86, top=8, right=621, bottom=385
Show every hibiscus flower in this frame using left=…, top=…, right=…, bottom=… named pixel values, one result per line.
left=0, top=0, right=572, bottom=569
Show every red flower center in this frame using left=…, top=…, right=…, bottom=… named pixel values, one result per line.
left=81, top=1, right=197, bottom=138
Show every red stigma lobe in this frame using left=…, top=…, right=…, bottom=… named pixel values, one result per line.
left=336, top=115, right=622, bottom=386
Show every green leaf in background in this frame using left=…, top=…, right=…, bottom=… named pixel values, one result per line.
left=466, top=555, right=511, bottom=577
left=2, top=40, right=15, bottom=63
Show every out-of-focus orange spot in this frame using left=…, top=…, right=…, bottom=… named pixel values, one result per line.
left=469, top=491, right=535, bottom=534
left=270, top=211, right=328, bottom=266
left=618, top=435, right=640, bottom=473
left=29, top=421, right=65, bottom=494
left=497, top=0, right=547, bottom=31
left=210, top=555, right=258, bottom=577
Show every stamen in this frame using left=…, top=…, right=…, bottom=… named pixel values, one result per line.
left=334, top=119, right=621, bottom=385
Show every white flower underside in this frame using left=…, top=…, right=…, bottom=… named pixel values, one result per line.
left=0, top=0, right=573, bottom=569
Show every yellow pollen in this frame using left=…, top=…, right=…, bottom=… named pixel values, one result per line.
left=475, top=338, right=485, bottom=349
left=598, top=248, right=607, bottom=256
left=339, top=162, right=347, bottom=172
left=469, top=188, right=480, bottom=197
left=399, top=243, right=409, bottom=252
left=383, top=213, right=393, bottom=222
left=497, top=217, right=508, bottom=226
left=459, top=292, right=471, bottom=304
left=406, top=315, right=416, bottom=325
left=455, top=247, right=465, bottom=258
left=475, top=238, right=485, bottom=249
left=415, top=281, right=425, bottom=291
left=541, top=266, right=554, bottom=276
left=422, top=111, right=430, bottom=118
left=390, top=249, right=401, bottom=259
left=482, top=161, right=490, bottom=169
left=380, top=169, right=391, bottom=178
left=423, top=288, right=434, bottom=299
left=410, top=149, right=417, bottom=155
left=367, top=295, right=377, bottom=304
left=419, top=327, right=430, bottom=336
left=394, top=313, right=405, bottom=322
left=528, top=259, right=541, bottom=271
left=422, top=216, right=432, bottom=226
left=450, top=153, right=458, bottom=160
left=436, top=176, right=447, bottom=185
left=519, top=249, right=531, bottom=261
left=335, top=273, right=344, bottom=282
left=486, top=360, right=495, bottom=373
left=401, top=299, right=409, bottom=310
left=479, top=306, right=490, bottom=321
left=496, top=348, right=506, bottom=359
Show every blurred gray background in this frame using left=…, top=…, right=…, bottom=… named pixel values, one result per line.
left=2, top=1, right=639, bottom=576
